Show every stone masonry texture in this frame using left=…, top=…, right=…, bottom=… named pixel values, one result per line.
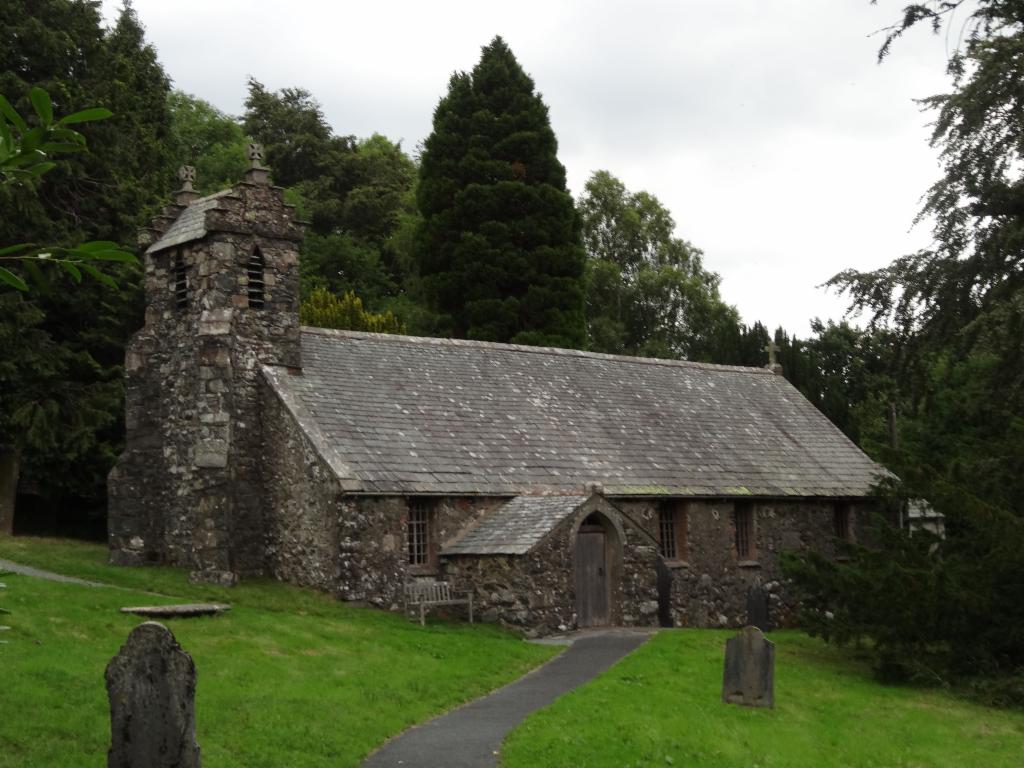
left=108, top=174, right=302, bottom=583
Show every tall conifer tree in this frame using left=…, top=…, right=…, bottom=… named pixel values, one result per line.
left=0, top=1, right=174, bottom=527
left=415, top=37, right=585, bottom=347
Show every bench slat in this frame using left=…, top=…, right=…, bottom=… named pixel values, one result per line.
left=404, top=580, right=473, bottom=626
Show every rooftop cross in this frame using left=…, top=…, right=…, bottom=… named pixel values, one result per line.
left=764, top=340, right=780, bottom=367
left=244, top=142, right=270, bottom=185
left=173, top=165, right=199, bottom=206
left=176, top=165, right=196, bottom=192
left=247, top=142, right=266, bottom=169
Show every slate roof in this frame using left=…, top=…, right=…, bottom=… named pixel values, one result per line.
left=442, top=496, right=586, bottom=555
left=262, top=328, right=887, bottom=497
left=146, top=190, right=232, bottom=255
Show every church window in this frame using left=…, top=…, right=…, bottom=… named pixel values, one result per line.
left=734, top=502, right=755, bottom=560
left=658, top=502, right=688, bottom=561
left=247, top=247, right=265, bottom=309
left=407, top=499, right=434, bottom=567
left=173, top=247, right=188, bottom=309
left=834, top=503, right=853, bottom=541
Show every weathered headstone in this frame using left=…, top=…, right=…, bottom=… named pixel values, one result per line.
left=745, top=580, right=771, bottom=631
left=722, top=625, right=775, bottom=708
left=655, top=557, right=674, bottom=628
left=106, top=621, right=201, bottom=768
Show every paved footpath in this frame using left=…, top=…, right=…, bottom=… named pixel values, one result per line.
left=362, top=629, right=651, bottom=768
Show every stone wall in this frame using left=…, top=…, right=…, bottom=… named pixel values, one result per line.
left=337, top=495, right=505, bottom=608
left=108, top=175, right=303, bottom=582
left=616, top=497, right=876, bottom=629
left=260, top=379, right=341, bottom=591
left=442, top=496, right=662, bottom=636
left=251, top=482, right=875, bottom=636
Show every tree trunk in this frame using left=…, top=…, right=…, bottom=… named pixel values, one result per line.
left=0, top=449, right=19, bottom=536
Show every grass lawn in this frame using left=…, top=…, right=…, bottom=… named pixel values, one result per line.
left=0, top=536, right=557, bottom=768
left=501, top=630, right=1024, bottom=768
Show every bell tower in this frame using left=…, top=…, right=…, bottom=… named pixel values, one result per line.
left=108, top=146, right=304, bottom=583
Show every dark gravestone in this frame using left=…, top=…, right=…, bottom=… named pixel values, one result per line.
left=655, top=557, right=674, bottom=628
left=106, top=622, right=201, bottom=768
left=745, top=580, right=771, bottom=631
left=722, top=626, right=775, bottom=708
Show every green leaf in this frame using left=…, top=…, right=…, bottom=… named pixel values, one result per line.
left=3, top=150, right=45, bottom=169
left=0, top=243, right=37, bottom=256
left=21, top=259, right=50, bottom=293
left=44, top=128, right=86, bottom=147
left=29, top=87, right=53, bottom=126
left=60, top=260, right=82, bottom=283
left=80, top=250, right=138, bottom=264
left=75, top=240, right=121, bottom=253
left=23, top=161, right=56, bottom=178
left=78, top=262, right=118, bottom=289
left=0, top=118, right=12, bottom=155
left=38, top=141, right=83, bottom=154
left=19, top=127, right=43, bottom=153
left=0, top=266, right=28, bottom=291
left=57, top=107, right=112, bottom=126
left=0, top=94, right=28, bottom=134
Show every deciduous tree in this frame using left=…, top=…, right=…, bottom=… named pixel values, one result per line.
left=578, top=170, right=739, bottom=361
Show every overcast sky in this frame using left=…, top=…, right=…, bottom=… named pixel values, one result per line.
left=99, top=0, right=963, bottom=336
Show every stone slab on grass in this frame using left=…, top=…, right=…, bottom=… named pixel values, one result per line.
left=120, top=603, right=230, bottom=618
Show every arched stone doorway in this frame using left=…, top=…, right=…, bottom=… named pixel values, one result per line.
left=574, top=511, right=621, bottom=627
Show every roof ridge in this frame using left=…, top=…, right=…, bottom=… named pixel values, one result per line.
left=300, top=326, right=774, bottom=376
left=193, top=187, right=236, bottom=204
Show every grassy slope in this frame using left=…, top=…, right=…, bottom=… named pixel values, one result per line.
left=501, top=630, right=1024, bottom=768
left=0, top=537, right=557, bottom=768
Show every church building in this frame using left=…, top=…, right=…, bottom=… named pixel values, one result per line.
left=108, top=154, right=887, bottom=634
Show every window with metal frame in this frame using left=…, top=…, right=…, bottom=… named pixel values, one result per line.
left=247, top=247, right=265, bottom=309
left=658, top=502, right=688, bottom=560
left=734, top=502, right=755, bottom=560
left=173, top=247, right=188, bottom=309
left=407, top=500, right=432, bottom=566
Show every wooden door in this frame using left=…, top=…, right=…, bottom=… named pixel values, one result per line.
left=575, top=528, right=609, bottom=627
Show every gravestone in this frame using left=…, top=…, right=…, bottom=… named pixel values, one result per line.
left=106, top=621, right=201, bottom=768
left=745, top=580, right=771, bottom=631
left=722, top=625, right=775, bottom=708
left=655, top=557, right=674, bottom=628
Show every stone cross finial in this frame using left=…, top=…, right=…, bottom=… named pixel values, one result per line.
left=177, top=165, right=196, bottom=191
left=247, top=142, right=266, bottom=169
left=764, top=341, right=780, bottom=367
left=244, top=142, right=270, bottom=185
left=174, top=165, right=200, bottom=205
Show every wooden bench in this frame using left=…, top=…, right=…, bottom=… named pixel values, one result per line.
left=404, top=580, right=474, bottom=626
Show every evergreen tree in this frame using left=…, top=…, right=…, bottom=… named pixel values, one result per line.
left=0, top=0, right=174, bottom=528
left=415, top=37, right=586, bottom=347
left=242, top=78, right=342, bottom=189
left=783, top=2, right=1024, bottom=697
left=830, top=1, right=1024, bottom=510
